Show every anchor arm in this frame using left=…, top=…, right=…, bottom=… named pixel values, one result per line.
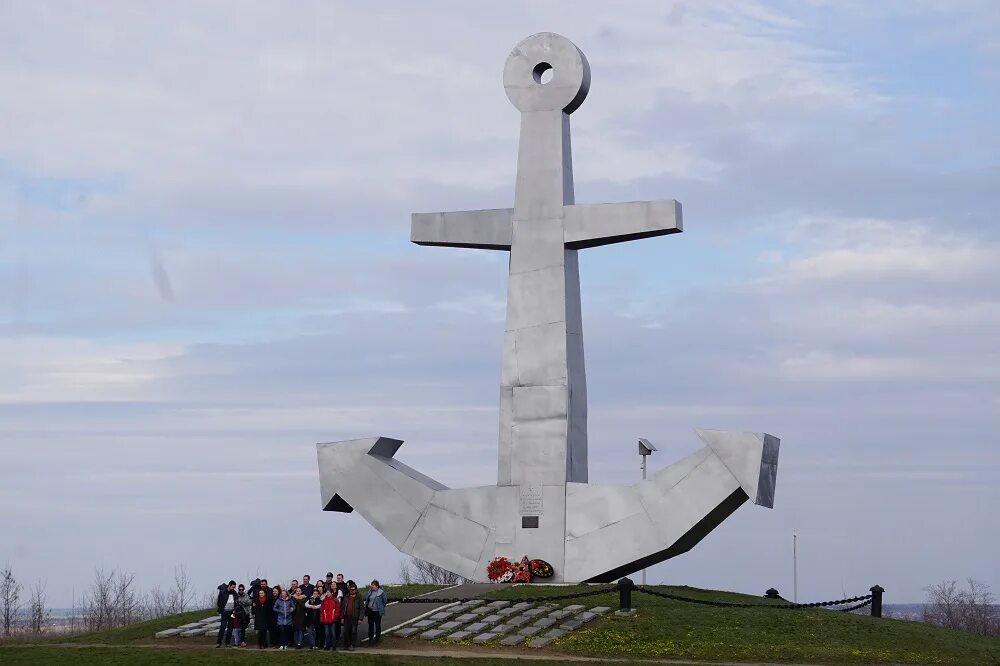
left=317, top=437, right=449, bottom=548
left=563, top=200, right=682, bottom=249
left=411, top=208, right=514, bottom=250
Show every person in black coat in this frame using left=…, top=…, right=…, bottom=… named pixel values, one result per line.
left=215, top=581, right=237, bottom=648
left=252, top=588, right=272, bottom=649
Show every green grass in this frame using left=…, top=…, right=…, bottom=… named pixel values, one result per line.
left=382, top=583, right=450, bottom=601
left=481, top=584, right=1000, bottom=665
left=50, top=608, right=216, bottom=645
left=6, top=583, right=998, bottom=664
left=0, top=647, right=589, bottom=665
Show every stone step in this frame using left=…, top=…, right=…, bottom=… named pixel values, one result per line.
left=420, top=629, right=446, bottom=639
left=548, top=609, right=576, bottom=620
left=394, top=626, right=420, bottom=638
left=154, top=628, right=181, bottom=638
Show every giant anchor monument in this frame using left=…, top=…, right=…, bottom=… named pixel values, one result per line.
left=316, top=33, right=780, bottom=582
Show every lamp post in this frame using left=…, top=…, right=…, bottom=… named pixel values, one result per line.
left=793, top=529, right=798, bottom=603
left=638, top=438, right=657, bottom=585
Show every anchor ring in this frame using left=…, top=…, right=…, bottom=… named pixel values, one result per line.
left=503, top=32, right=590, bottom=114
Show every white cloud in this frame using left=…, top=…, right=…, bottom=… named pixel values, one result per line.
left=0, top=338, right=182, bottom=403
left=759, top=217, right=997, bottom=285
left=0, top=0, right=888, bottom=223
left=807, top=300, right=1000, bottom=335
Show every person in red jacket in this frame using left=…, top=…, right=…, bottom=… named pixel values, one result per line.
left=318, top=584, right=341, bottom=651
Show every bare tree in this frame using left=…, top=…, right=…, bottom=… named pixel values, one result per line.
left=171, top=564, right=195, bottom=613
left=27, top=580, right=50, bottom=635
left=141, top=565, right=195, bottom=619
left=924, top=579, right=999, bottom=637
left=398, top=557, right=465, bottom=585
left=81, top=568, right=115, bottom=631
left=1, top=563, right=23, bottom=637
left=112, top=570, right=142, bottom=628
left=147, top=586, right=171, bottom=619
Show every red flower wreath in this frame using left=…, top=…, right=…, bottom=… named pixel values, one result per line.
left=529, top=559, right=554, bottom=578
left=486, top=555, right=556, bottom=582
left=487, top=556, right=514, bottom=582
left=512, top=556, right=532, bottom=583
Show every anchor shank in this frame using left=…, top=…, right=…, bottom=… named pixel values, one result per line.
left=513, top=110, right=574, bottom=218
left=499, top=108, right=587, bottom=486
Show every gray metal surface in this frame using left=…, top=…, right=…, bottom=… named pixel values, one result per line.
left=316, top=32, right=780, bottom=583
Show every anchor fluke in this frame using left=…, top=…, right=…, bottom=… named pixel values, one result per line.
left=317, top=437, right=449, bottom=550
left=696, top=429, right=780, bottom=508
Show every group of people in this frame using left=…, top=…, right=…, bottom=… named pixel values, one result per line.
left=214, top=572, right=388, bottom=651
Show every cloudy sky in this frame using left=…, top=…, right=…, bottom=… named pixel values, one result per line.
left=2, top=1, right=997, bottom=607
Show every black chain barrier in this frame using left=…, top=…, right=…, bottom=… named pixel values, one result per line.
left=836, top=598, right=874, bottom=613
left=633, top=585, right=873, bottom=610
left=396, top=585, right=617, bottom=605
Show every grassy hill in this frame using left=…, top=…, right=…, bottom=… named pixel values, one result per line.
left=480, top=584, right=1000, bottom=665
left=55, top=607, right=215, bottom=645
left=1, top=583, right=996, bottom=664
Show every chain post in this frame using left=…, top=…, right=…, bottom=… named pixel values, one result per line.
left=869, top=585, right=884, bottom=618
left=615, top=577, right=636, bottom=615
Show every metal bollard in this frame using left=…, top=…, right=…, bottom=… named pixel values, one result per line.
left=869, top=585, right=884, bottom=618
left=615, top=577, right=635, bottom=615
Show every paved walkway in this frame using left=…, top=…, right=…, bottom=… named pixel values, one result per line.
left=381, top=582, right=508, bottom=635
